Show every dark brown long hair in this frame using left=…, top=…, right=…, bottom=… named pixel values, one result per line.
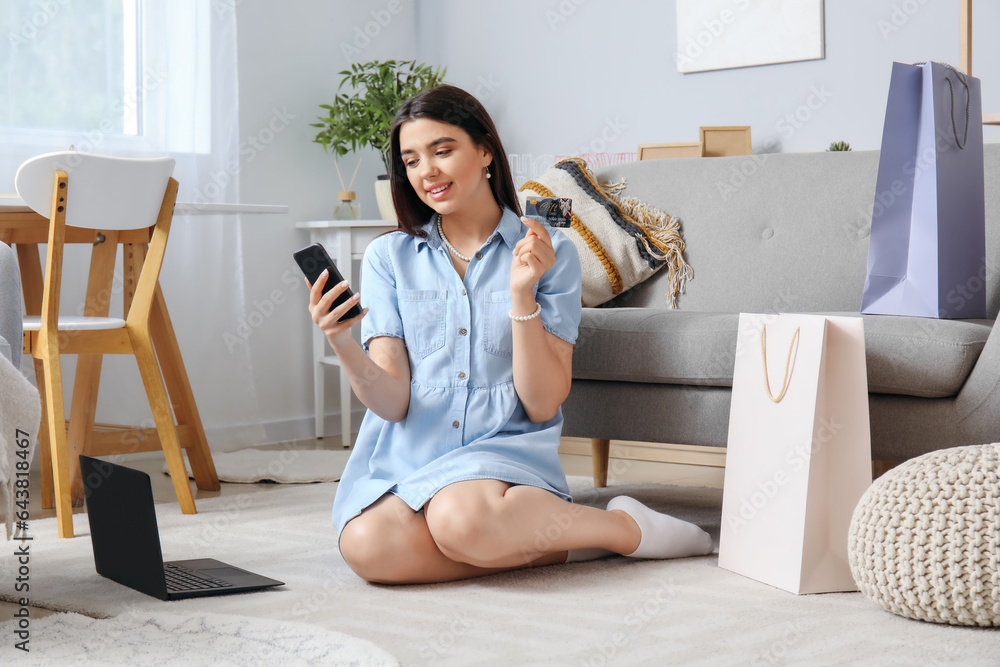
left=389, top=84, right=521, bottom=236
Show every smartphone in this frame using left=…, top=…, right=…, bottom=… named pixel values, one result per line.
left=293, top=243, right=363, bottom=322
left=525, top=196, right=572, bottom=228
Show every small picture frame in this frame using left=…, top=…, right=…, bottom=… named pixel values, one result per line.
left=700, top=126, right=752, bottom=157
left=637, top=142, right=703, bottom=160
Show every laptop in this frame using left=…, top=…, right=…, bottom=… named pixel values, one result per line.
left=80, top=455, right=284, bottom=600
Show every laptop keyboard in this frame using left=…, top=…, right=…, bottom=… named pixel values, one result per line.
left=163, top=563, right=235, bottom=592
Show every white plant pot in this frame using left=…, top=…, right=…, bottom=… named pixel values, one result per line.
left=374, top=178, right=396, bottom=221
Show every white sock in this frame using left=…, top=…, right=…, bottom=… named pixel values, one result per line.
left=564, top=548, right=615, bottom=563
left=607, top=496, right=714, bottom=559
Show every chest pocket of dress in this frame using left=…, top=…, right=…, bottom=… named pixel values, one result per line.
left=398, top=289, right=447, bottom=359
left=483, top=290, right=514, bottom=358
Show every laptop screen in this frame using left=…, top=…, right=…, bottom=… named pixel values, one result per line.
left=81, top=455, right=169, bottom=600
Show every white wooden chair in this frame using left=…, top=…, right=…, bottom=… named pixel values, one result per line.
left=16, top=152, right=219, bottom=538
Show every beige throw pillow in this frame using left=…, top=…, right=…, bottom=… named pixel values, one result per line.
left=519, top=157, right=692, bottom=307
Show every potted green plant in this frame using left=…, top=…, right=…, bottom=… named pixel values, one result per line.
left=312, top=59, right=446, bottom=220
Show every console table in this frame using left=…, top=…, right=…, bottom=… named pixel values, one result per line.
left=295, top=219, right=396, bottom=446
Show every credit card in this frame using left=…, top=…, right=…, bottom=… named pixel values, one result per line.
left=525, top=197, right=572, bottom=228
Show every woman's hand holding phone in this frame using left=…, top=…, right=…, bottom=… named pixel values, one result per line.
left=294, top=243, right=366, bottom=346
left=306, top=269, right=366, bottom=346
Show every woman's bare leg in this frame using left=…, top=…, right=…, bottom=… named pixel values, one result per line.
left=338, top=493, right=565, bottom=584
left=424, top=480, right=641, bottom=568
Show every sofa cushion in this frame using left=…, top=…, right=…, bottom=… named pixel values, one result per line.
left=573, top=308, right=993, bottom=399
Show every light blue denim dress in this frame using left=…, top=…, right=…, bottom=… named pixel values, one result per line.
left=331, top=209, right=583, bottom=538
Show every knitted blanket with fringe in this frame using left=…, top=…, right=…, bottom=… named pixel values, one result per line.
left=519, top=157, right=692, bottom=307
left=0, top=353, right=40, bottom=540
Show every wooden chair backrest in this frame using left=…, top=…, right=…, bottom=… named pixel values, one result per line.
left=15, top=152, right=175, bottom=231
left=14, top=152, right=178, bottom=329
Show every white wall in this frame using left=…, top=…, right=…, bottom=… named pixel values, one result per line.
left=414, top=0, right=999, bottom=161
left=229, top=0, right=998, bottom=444
left=232, top=0, right=416, bottom=443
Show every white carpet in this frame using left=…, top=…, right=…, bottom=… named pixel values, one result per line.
left=162, top=447, right=350, bottom=483
left=0, top=610, right=399, bottom=666
left=3, top=474, right=999, bottom=666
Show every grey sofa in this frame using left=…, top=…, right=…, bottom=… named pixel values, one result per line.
left=563, top=145, right=1000, bottom=483
left=0, top=241, right=21, bottom=367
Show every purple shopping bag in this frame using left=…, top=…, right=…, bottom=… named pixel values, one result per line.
left=861, top=61, right=986, bottom=319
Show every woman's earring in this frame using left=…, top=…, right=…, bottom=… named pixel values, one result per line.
left=486, top=167, right=492, bottom=180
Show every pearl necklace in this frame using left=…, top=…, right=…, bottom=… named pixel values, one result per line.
left=436, top=214, right=473, bottom=262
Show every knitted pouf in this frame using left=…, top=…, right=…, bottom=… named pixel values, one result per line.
left=848, top=442, right=1000, bottom=626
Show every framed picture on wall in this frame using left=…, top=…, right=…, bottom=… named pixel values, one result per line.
left=676, top=0, right=825, bottom=74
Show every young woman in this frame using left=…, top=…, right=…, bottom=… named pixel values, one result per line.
left=307, top=84, right=712, bottom=584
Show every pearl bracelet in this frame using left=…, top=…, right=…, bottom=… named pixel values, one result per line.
left=509, top=302, right=542, bottom=321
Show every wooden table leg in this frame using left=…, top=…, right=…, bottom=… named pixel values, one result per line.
left=148, top=281, right=220, bottom=492
left=15, top=242, right=43, bottom=316
left=124, top=240, right=218, bottom=495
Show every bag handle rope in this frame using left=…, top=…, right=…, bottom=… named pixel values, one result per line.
left=760, top=325, right=800, bottom=403
left=914, top=61, right=970, bottom=149
left=945, top=72, right=971, bottom=150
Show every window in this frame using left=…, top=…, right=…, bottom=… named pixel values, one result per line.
left=3, top=1, right=137, bottom=135
left=1, top=0, right=211, bottom=155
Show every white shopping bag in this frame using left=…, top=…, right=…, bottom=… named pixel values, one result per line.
left=718, top=313, right=872, bottom=594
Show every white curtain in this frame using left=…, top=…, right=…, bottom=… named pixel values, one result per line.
left=1, top=0, right=265, bottom=449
